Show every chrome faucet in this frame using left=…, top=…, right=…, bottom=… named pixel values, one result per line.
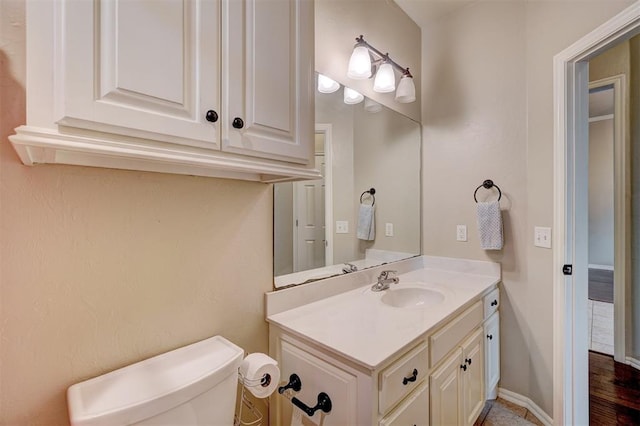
left=342, top=263, right=358, bottom=273
left=371, top=270, right=399, bottom=291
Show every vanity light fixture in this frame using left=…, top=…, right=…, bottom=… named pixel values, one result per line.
left=344, top=87, right=364, bottom=104
left=373, top=60, right=395, bottom=93
left=347, top=39, right=373, bottom=79
left=395, top=72, right=416, bottom=103
left=347, top=35, right=416, bottom=103
left=317, top=74, right=340, bottom=93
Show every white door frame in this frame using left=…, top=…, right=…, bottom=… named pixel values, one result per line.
left=588, top=75, right=629, bottom=365
left=553, top=3, right=640, bottom=425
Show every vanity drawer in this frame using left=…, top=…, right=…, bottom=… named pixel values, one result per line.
left=430, top=301, right=483, bottom=367
left=379, top=381, right=429, bottom=426
left=378, top=341, right=428, bottom=415
left=484, top=287, right=500, bottom=318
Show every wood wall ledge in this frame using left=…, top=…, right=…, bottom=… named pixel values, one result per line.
left=8, top=126, right=322, bottom=183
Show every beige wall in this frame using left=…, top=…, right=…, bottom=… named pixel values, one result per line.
left=421, top=0, right=633, bottom=417
left=0, top=2, right=272, bottom=424
left=588, top=119, right=614, bottom=267
left=353, top=103, right=421, bottom=257
left=315, top=88, right=358, bottom=263
left=315, top=0, right=421, bottom=122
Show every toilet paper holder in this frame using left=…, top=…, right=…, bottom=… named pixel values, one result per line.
left=278, top=373, right=333, bottom=417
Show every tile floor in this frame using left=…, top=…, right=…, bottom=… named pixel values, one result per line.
left=474, top=398, right=544, bottom=426
left=588, top=299, right=614, bottom=355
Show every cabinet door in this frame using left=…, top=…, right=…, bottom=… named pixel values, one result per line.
left=60, top=0, right=220, bottom=148
left=225, top=0, right=313, bottom=164
left=430, top=348, right=462, bottom=426
left=380, top=381, right=429, bottom=426
left=280, top=339, right=358, bottom=426
left=484, top=312, right=500, bottom=400
left=461, top=328, right=485, bottom=426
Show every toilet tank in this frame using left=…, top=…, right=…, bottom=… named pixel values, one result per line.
left=67, top=335, right=244, bottom=426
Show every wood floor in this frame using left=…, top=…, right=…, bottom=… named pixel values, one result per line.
left=590, top=351, right=640, bottom=425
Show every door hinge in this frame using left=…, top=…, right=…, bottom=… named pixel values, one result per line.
left=562, top=264, right=573, bottom=275
left=295, top=219, right=298, bottom=227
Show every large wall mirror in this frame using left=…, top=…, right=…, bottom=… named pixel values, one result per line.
left=273, top=74, right=421, bottom=288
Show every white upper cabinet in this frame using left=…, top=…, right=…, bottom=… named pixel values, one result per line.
left=10, top=0, right=318, bottom=183
left=61, top=0, right=220, bottom=149
left=224, top=0, right=313, bottom=163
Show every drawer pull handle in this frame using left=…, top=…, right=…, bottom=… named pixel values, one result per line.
left=465, top=358, right=472, bottom=365
left=278, top=373, right=302, bottom=394
left=461, top=364, right=467, bottom=371
left=292, top=392, right=332, bottom=416
left=232, top=117, right=245, bottom=129
left=487, top=334, right=493, bottom=340
left=402, top=368, right=418, bottom=385
left=205, top=109, right=218, bottom=123
left=491, top=300, right=498, bottom=306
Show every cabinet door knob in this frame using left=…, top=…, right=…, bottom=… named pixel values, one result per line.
left=402, top=368, right=418, bottom=385
left=491, top=300, right=498, bottom=306
left=487, top=334, right=493, bottom=340
left=465, top=358, right=472, bottom=365
left=205, top=110, right=219, bottom=123
left=460, top=364, right=467, bottom=371
left=232, top=117, right=244, bottom=129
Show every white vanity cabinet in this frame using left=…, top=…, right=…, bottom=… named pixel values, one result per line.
left=10, top=0, right=319, bottom=183
left=269, top=286, right=500, bottom=426
left=429, top=302, right=485, bottom=426
left=483, top=288, right=501, bottom=400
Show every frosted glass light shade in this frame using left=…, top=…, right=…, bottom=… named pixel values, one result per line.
left=344, top=87, right=364, bottom=104
left=317, top=74, right=340, bottom=93
left=395, top=75, right=416, bottom=103
left=373, top=62, right=396, bottom=93
left=347, top=45, right=372, bottom=79
left=364, top=97, right=382, bottom=113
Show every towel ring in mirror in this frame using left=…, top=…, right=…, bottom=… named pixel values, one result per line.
left=360, top=188, right=376, bottom=205
left=474, top=179, right=502, bottom=203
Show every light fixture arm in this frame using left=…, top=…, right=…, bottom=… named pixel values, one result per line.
left=354, top=35, right=412, bottom=78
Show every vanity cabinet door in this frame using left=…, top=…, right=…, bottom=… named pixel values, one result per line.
left=280, top=339, right=358, bottom=426
left=380, top=381, right=429, bottom=426
left=461, top=328, right=485, bottom=426
left=224, top=0, right=313, bottom=164
left=484, top=312, right=500, bottom=400
left=60, top=0, right=220, bottom=148
left=430, top=347, right=462, bottom=426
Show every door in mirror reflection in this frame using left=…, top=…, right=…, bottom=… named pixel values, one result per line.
left=294, top=147, right=326, bottom=271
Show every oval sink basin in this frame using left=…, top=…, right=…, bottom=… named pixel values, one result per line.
left=381, top=287, right=445, bottom=308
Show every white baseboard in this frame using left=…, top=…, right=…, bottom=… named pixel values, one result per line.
left=626, top=356, right=640, bottom=370
left=497, top=387, right=553, bottom=426
left=588, top=264, right=614, bottom=271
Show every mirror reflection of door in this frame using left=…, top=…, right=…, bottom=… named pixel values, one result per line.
left=293, top=137, right=326, bottom=271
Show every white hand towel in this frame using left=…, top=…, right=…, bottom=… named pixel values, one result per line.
left=357, top=204, right=375, bottom=241
left=476, top=201, right=503, bottom=250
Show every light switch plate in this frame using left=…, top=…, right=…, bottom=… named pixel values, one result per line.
left=456, top=225, right=467, bottom=242
left=534, top=226, right=552, bottom=248
left=385, top=223, right=394, bottom=237
left=336, top=221, right=349, bottom=234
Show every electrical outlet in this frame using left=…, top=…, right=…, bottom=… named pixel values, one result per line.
left=456, top=225, right=467, bottom=242
left=385, top=223, right=394, bottom=237
left=534, top=226, right=552, bottom=248
left=336, top=221, right=349, bottom=234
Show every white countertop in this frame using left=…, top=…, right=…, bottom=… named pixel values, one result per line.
left=267, top=256, right=500, bottom=370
